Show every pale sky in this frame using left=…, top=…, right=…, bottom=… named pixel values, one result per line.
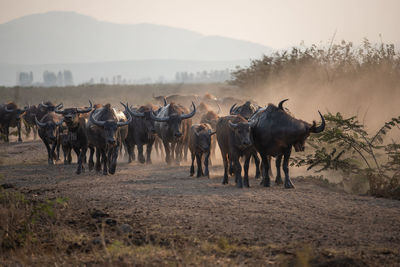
left=1, top=0, right=399, bottom=48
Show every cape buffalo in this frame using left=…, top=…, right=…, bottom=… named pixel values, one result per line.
left=189, top=123, right=216, bottom=178
left=125, top=104, right=157, bottom=164
left=229, top=100, right=262, bottom=179
left=35, top=113, right=63, bottom=165
left=87, top=103, right=131, bottom=175
left=55, top=101, right=93, bottom=174
left=152, top=102, right=196, bottom=165
left=0, top=102, right=26, bottom=142
left=216, top=115, right=256, bottom=188
left=200, top=110, right=219, bottom=160
left=22, top=101, right=63, bottom=140
left=250, top=99, right=325, bottom=188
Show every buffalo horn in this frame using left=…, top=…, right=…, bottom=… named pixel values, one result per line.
left=77, top=100, right=93, bottom=113
left=229, top=103, right=237, bottom=114
left=89, top=111, right=106, bottom=127
left=35, top=116, right=47, bottom=127
left=150, top=111, right=169, bottom=122
left=4, top=105, right=13, bottom=112
left=310, top=111, right=325, bottom=133
left=181, top=102, right=196, bottom=120
left=117, top=109, right=132, bottom=127
left=278, top=99, right=289, bottom=110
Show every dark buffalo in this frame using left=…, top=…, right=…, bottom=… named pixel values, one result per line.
left=200, top=110, right=219, bottom=160
left=230, top=100, right=261, bottom=179
left=35, top=112, right=63, bottom=165
left=216, top=115, right=256, bottom=188
left=0, top=102, right=26, bottom=142
left=189, top=123, right=216, bottom=178
left=125, top=104, right=157, bottom=164
left=87, top=103, right=131, bottom=175
left=22, top=101, right=63, bottom=140
left=152, top=102, right=196, bottom=165
left=230, top=101, right=260, bottom=120
left=250, top=99, right=325, bottom=188
left=55, top=101, right=93, bottom=174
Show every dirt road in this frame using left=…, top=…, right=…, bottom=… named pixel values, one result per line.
left=1, top=140, right=399, bottom=266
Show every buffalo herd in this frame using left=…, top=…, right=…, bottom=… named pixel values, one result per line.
left=0, top=94, right=325, bottom=189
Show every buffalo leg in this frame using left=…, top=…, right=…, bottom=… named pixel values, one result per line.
left=101, top=149, right=108, bottom=175
left=261, top=154, right=271, bottom=187
left=146, top=141, right=153, bottom=164
left=283, top=149, right=295, bottom=188
left=73, top=147, right=81, bottom=164
left=163, top=140, right=171, bottom=164
left=76, top=147, right=87, bottom=174
left=131, top=144, right=136, bottom=161
left=95, top=148, right=101, bottom=172
left=175, top=142, right=183, bottom=165
left=196, top=153, right=203, bottom=177
left=137, top=144, right=145, bottom=164
left=253, top=152, right=261, bottom=179
left=243, top=155, right=250, bottom=188
left=233, top=156, right=243, bottom=188
left=4, top=126, right=9, bottom=142
left=275, top=155, right=283, bottom=184
left=222, top=153, right=229, bottom=184
left=204, top=151, right=210, bottom=178
left=17, top=121, right=22, bottom=142
left=50, top=142, right=57, bottom=165
left=88, top=146, right=95, bottom=171
left=190, top=152, right=195, bottom=176
left=126, top=143, right=133, bottom=163
left=43, top=139, right=54, bottom=165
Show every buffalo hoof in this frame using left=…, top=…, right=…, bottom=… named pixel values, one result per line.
left=284, top=179, right=295, bottom=189
left=88, top=162, right=94, bottom=171
left=103, top=171, right=108, bottom=176
left=204, top=170, right=209, bottom=178
left=190, top=166, right=194, bottom=176
left=146, top=159, right=152, bottom=164
left=275, top=176, right=283, bottom=185
left=236, top=182, right=243, bottom=188
left=64, top=160, right=68, bottom=165
left=48, top=160, right=54, bottom=165
left=139, top=156, right=145, bottom=164
left=244, top=177, right=250, bottom=188
left=18, top=138, right=22, bottom=142
left=76, top=169, right=81, bottom=175
left=255, top=170, right=261, bottom=179
left=222, top=176, right=228, bottom=185
left=261, top=178, right=270, bottom=187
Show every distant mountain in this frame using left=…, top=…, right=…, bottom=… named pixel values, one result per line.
left=0, top=11, right=273, bottom=65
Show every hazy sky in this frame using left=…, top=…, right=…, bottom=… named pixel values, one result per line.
left=1, top=0, right=399, bottom=48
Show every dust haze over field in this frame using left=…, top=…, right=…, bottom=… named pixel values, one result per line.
left=2, top=1, right=400, bottom=266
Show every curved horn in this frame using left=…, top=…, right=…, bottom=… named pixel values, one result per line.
left=181, top=102, right=196, bottom=120
left=208, top=129, right=216, bottom=136
left=229, top=121, right=238, bottom=129
left=150, top=110, right=169, bottom=122
left=163, top=97, right=167, bottom=106
left=124, top=102, right=145, bottom=117
left=278, top=99, right=289, bottom=110
left=230, top=103, right=237, bottom=114
left=41, top=101, right=49, bottom=108
left=216, top=103, right=222, bottom=114
left=77, top=100, right=93, bottom=113
left=89, top=110, right=106, bottom=127
left=248, top=119, right=257, bottom=128
left=35, top=116, right=47, bottom=128
left=55, top=119, right=64, bottom=127
left=55, top=109, right=64, bottom=114
left=55, top=103, right=63, bottom=110
left=4, top=105, right=14, bottom=113
left=117, top=110, right=132, bottom=127
left=310, top=111, right=325, bottom=133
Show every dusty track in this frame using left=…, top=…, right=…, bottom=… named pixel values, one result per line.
left=1, top=140, right=400, bottom=266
